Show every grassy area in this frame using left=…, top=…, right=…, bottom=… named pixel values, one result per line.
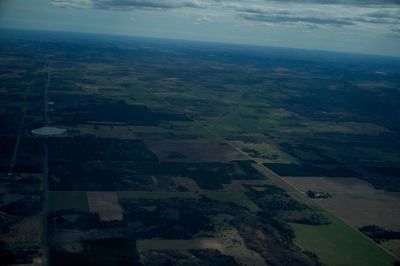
left=117, top=191, right=199, bottom=200
left=232, top=141, right=297, bottom=164
left=117, top=191, right=260, bottom=212
left=206, top=106, right=304, bottom=135
left=291, top=211, right=396, bottom=266
left=137, top=214, right=265, bottom=266
left=200, top=191, right=261, bottom=212
left=137, top=238, right=204, bottom=251
left=2, top=214, right=42, bottom=246
left=48, top=191, right=89, bottom=212
left=127, top=123, right=217, bottom=142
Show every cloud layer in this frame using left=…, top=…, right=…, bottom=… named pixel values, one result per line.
left=52, top=0, right=206, bottom=10
left=51, top=0, right=400, bottom=34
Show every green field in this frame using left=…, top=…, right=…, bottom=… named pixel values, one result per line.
left=200, top=191, right=261, bottom=212
left=48, top=191, right=89, bottom=212
left=117, top=191, right=260, bottom=212
left=234, top=141, right=297, bottom=164
left=117, top=191, right=199, bottom=200
left=291, top=211, right=396, bottom=266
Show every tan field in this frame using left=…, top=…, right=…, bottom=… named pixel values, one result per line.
left=382, top=240, right=400, bottom=258
left=1, top=214, right=42, bottom=246
left=87, top=192, right=124, bottom=221
left=282, top=176, right=400, bottom=231
left=137, top=215, right=265, bottom=266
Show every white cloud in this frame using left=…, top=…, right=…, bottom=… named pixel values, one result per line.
left=51, top=0, right=400, bottom=32
left=52, top=0, right=94, bottom=9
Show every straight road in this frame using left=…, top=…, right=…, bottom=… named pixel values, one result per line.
left=8, top=85, right=30, bottom=176
left=42, top=61, right=51, bottom=266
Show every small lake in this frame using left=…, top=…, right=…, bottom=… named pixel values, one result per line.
left=31, top=126, right=66, bottom=136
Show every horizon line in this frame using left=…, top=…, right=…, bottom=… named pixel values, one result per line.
left=1, top=26, right=400, bottom=60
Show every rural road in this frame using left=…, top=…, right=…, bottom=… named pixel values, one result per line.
left=8, top=83, right=31, bottom=176
left=144, top=82, right=399, bottom=261
left=42, top=61, right=51, bottom=266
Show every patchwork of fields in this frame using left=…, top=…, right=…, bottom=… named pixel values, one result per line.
left=0, top=30, right=399, bottom=265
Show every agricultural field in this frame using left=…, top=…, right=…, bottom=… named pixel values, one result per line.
left=282, top=176, right=400, bottom=257
left=48, top=191, right=89, bottom=212
left=292, top=211, right=396, bottom=266
left=145, top=141, right=248, bottom=163
left=282, top=177, right=400, bottom=231
left=0, top=29, right=399, bottom=265
left=87, top=192, right=123, bottom=221
left=137, top=214, right=265, bottom=266
left=293, top=215, right=395, bottom=265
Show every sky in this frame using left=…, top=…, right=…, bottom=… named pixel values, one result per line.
left=0, top=0, right=400, bottom=56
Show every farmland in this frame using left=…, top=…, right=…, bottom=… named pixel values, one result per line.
left=292, top=211, right=396, bottom=266
left=0, top=29, right=399, bottom=265
left=48, top=191, right=89, bottom=212
left=282, top=177, right=400, bottom=231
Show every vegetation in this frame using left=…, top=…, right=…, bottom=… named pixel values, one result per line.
left=307, top=191, right=332, bottom=199
left=360, top=225, right=400, bottom=243
left=264, top=163, right=359, bottom=177
left=246, top=185, right=330, bottom=225
left=48, top=191, right=89, bottom=212
left=292, top=212, right=396, bottom=266
left=50, top=238, right=141, bottom=266
left=1, top=29, right=399, bottom=265
left=199, top=191, right=261, bottom=212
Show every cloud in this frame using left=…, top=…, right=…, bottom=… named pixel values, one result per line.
left=52, top=0, right=207, bottom=10
left=95, top=0, right=206, bottom=10
left=196, top=16, right=213, bottom=22
left=242, top=13, right=355, bottom=27
left=274, top=0, right=400, bottom=5
left=51, top=0, right=400, bottom=10
left=358, top=9, right=400, bottom=24
left=51, top=0, right=400, bottom=31
left=52, top=0, right=94, bottom=9
left=237, top=2, right=400, bottom=29
left=387, top=28, right=400, bottom=38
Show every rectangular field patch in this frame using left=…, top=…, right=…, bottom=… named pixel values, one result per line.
left=146, top=141, right=247, bottom=163
left=87, top=192, right=123, bottom=221
left=48, top=191, right=89, bottom=212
